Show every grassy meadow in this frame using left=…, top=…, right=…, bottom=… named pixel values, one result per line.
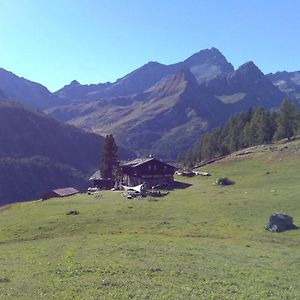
left=0, top=142, right=300, bottom=299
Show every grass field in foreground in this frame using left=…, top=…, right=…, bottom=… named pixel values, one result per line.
left=0, top=142, right=300, bottom=299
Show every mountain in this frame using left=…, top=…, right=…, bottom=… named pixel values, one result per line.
left=0, top=68, right=55, bottom=108
left=0, top=48, right=260, bottom=114
left=52, top=47, right=234, bottom=104
left=48, top=69, right=230, bottom=158
left=0, top=89, right=6, bottom=98
left=47, top=56, right=284, bottom=159
left=0, top=48, right=287, bottom=159
left=182, top=47, right=234, bottom=83
left=0, top=98, right=132, bottom=205
left=267, top=71, right=300, bottom=104
left=52, top=80, right=112, bottom=104
left=200, top=61, right=284, bottom=111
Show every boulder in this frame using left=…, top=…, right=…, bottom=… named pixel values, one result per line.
left=216, top=177, right=234, bottom=186
left=66, top=210, right=80, bottom=215
left=266, top=213, right=297, bottom=232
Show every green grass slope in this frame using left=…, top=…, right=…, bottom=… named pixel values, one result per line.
left=0, top=141, right=300, bottom=299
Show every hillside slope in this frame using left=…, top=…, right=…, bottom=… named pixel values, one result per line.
left=0, top=68, right=54, bottom=108
left=0, top=140, right=299, bottom=299
left=0, top=98, right=132, bottom=205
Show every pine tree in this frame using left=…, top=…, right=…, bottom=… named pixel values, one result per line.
left=274, top=100, right=298, bottom=140
left=100, top=134, right=118, bottom=179
left=250, top=109, right=275, bottom=145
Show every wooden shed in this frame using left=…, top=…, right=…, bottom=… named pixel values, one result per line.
left=88, top=170, right=113, bottom=189
left=42, top=187, right=79, bottom=200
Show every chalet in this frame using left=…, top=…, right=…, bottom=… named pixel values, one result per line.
left=118, top=158, right=177, bottom=189
left=88, top=170, right=113, bottom=189
left=42, top=187, right=79, bottom=200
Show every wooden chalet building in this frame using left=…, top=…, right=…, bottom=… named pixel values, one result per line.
left=118, top=158, right=177, bottom=189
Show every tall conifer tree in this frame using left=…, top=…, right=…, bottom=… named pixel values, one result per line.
left=101, top=134, right=118, bottom=178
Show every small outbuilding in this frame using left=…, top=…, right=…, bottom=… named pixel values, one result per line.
left=89, top=170, right=113, bottom=189
left=42, top=187, right=79, bottom=200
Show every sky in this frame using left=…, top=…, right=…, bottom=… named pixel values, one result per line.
left=0, top=0, right=299, bottom=91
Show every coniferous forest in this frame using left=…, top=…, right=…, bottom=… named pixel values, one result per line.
left=180, top=100, right=300, bottom=167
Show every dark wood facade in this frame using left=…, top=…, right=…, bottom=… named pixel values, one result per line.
left=119, top=158, right=176, bottom=189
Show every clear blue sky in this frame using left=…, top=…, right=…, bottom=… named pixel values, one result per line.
left=0, top=0, right=299, bottom=91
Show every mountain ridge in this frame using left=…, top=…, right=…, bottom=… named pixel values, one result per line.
left=0, top=68, right=53, bottom=108
left=48, top=69, right=231, bottom=158
left=51, top=47, right=234, bottom=104
left=0, top=48, right=293, bottom=158
left=267, top=70, right=300, bottom=104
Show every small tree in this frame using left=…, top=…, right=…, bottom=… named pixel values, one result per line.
left=100, top=134, right=118, bottom=179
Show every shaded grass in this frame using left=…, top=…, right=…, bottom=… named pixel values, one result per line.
left=0, top=145, right=300, bottom=299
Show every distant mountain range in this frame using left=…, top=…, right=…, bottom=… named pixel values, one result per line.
left=0, top=97, right=132, bottom=205
left=0, top=47, right=299, bottom=159
left=267, top=71, right=300, bottom=103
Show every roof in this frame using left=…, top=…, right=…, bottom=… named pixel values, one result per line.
left=120, top=158, right=154, bottom=167
left=89, top=170, right=102, bottom=180
left=52, top=187, right=79, bottom=197
left=120, top=157, right=177, bottom=169
left=89, top=170, right=112, bottom=181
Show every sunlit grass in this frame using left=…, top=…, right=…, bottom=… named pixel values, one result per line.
left=0, top=144, right=300, bottom=299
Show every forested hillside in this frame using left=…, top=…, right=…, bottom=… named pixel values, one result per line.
left=181, top=100, right=300, bottom=166
left=0, top=98, right=132, bottom=205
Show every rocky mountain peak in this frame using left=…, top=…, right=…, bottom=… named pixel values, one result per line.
left=142, top=61, right=163, bottom=68
left=234, top=61, right=264, bottom=77
left=183, top=47, right=234, bottom=84
left=70, top=80, right=80, bottom=85
left=184, top=47, right=232, bottom=68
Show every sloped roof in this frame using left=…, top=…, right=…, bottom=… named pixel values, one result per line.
left=89, top=170, right=112, bottom=181
left=52, top=187, right=79, bottom=197
left=120, top=158, right=177, bottom=169
left=89, top=170, right=102, bottom=180
left=120, top=158, right=154, bottom=167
